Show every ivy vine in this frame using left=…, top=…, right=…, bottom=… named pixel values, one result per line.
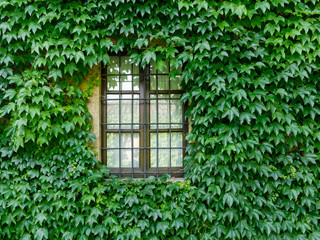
left=1, top=0, right=320, bottom=239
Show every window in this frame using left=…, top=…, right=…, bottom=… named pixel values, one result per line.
left=101, top=55, right=187, bottom=178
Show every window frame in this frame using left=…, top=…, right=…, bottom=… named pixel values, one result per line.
left=101, top=53, right=188, bottom=178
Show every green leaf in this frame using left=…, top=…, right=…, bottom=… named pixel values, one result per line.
left=4, top=89, right=16, bottom=100
left=49, top=69, right=62, bottom=81
left=156, top=221, right=169, bottom=235
left=142, top=50, right=156, bottom=66
left=35, top=228, right=48, bottom=240
left=21, top=234, right=32, bottom=240
left=35, top=212, right=47, bottom=226
left=222, top=107, right=240, bottom=121
left=135, top=38, right=148, bottom=49
left=223, top=193, right=234, bottom=207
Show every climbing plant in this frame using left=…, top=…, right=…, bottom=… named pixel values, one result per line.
left=1, top=0, right=320, bottom=239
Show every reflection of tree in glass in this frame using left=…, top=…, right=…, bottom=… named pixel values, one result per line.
left=150, top=133, right=183, bottom=167
left=107, top=95, right=139, bottom=130
left=107, top=133, right=139, bottom=168
left=150, top=94, right=182, bottom=129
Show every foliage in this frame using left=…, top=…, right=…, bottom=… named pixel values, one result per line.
left=1, top=0, right=320, bottom=239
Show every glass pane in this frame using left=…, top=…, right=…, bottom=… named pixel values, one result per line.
left=150, top=133, right=170, bottom=167
left=171, top=132, right=183, bottom=167
left=171, top=149, right=183, bottom=167
left=150, top=59, right=156, bottom=74
left=107, top=95, right=119, bottom=129
left=120, top=76, right=132, bottom=91
left=120, top=94, right=132, bottom=129
left=122, top=56, right=139, bottom=74
left=107, top=150, right=119, bottom=168
left=106, top=133, right=139, bottom=168
left=133, top=76, right=139, bottom=90
left=158, top=75, right=169, bottom=90
left=171, top=132, right=183, bottom=147
left=133, top=95, right=139, bottom=129
left=107, top=133, right=119, bottom=148
left=107, top=76, right=119, bottom=91
left=150, top=133, right=182, bottom=167
left=150, top=76, right=156, bottom=90
left=150, top=94, right=169, bottom=129
left=107, top=56, right=119, bottom=74
left=120, top=133, right=139, bottom=168
left=107, top=133, right=119, bottom=167
left=121, top=56, right=132, bottom=74
left=119, top=94, right=139, bottom=129
left=170, top=75, right=182, bottom=90
left=171, top=94, right=183, bottom=128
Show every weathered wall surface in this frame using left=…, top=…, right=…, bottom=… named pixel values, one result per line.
left=80, top=64, right=101, bottom=161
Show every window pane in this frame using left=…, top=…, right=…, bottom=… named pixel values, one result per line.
left=107, top=56, right=119, bottom=74
left=150, top=75, right=156, bottom=90
left=170, top=75, right=182, bottom=90
left=171, top=132, right=183, bottom=167
left=121, top=56, right=139, bottom=74
left=150, top=94, right=169, bottom=129
left=150, top=133, right=169, bottom=167
left=171, top=94, right=183, bottom=128
left=158, top=75, right=169, bottom=90
left=120, top=133, right=139, bottom=168
left=150, top=94, right=183, bottom=129
left=107, top=133, right=119, bottom=167
left=107, top=133, right=139, bottom=168
left=133, top=76, right=139, bottom=90
left=150, top=132, right=183, bottom=167
left=171, top=149, right=183, bottom=167
left=121, top=56, right=131, bottom=74
left=107, top=76, right=119, bottom=91
left=150, top=74, right=170, bottom=90
left=150, top=59, right=156, bottom=74
left=120, top=94, right=139, bottom=129
left=120, top=76, right=132, bottom=91
left=107, top=95, right=119, bottom=129
left=107, top=150, right=119, bottom=168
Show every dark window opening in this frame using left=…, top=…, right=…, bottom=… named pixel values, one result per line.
left=101, top=55, right=187, bottom=178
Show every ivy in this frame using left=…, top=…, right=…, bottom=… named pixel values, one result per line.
left=1, top=0, right=320, bottom=239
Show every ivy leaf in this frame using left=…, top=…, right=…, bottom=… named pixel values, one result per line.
left=141, top=50, right=156, bottom=66
left=35, top=212, right=47, bottom=226
left=74, top=52, right=85, bottom=64
left=35, top=228, right=48, bottom=240
left=171, top=218, right=184, bottom=230
left=100, top=38, right=113, bottom=49
left=135, top=38, right=148, bottom=49
left=127, top=228, right=141, bottom=239
left=232, top=5, right=247, bottom=19
left=49, top=69, right=62, bottom=81
left=21, top=234, right=32, bottom=240
left=222, top=107, right=240, bottom=121
left=255, top=1, right=270, bottom=13
left=156, top=221, right=169, bottom=235
left=4, top=89, right=16, bottom=100
left=223, top=193, right=234, bottom=207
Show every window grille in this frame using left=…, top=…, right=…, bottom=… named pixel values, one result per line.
left=101, top=55, right=187, bottom=178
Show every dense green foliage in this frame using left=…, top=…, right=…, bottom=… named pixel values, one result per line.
left=1, top=0, right=320, bottom=239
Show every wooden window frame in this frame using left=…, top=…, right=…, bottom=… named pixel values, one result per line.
left=101, top=53, right=187, bottom=178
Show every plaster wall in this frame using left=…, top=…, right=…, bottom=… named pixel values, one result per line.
left=81, top=64, right=102, bottom=162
